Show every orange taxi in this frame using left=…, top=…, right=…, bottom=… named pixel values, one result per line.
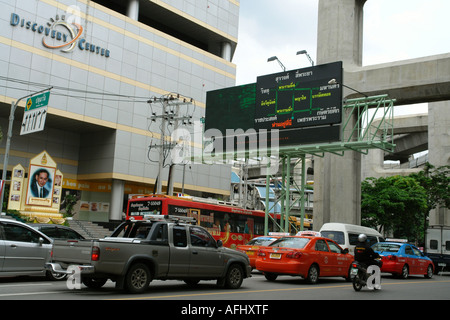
left=255, top=236, right=354, bottom=284
left=236, top=236, right=280, bottom=269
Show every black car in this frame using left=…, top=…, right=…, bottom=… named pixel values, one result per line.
left=30, top=224, right=84, bottom=240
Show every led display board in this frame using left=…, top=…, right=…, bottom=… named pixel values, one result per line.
left=205, top=83, right=256, bottom=133
left=255, top=61, right=343, bottom=130
left=204, top=61, right=343, bottom=151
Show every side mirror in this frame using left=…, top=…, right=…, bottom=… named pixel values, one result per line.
left=342, top=248, right=349, bottom=254
left=38, top=237, right=44, bottom=246
left=217, top=240, right=223, bottom=248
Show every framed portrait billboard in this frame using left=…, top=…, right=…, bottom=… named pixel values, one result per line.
left=26, top=164, right=56, bottom=206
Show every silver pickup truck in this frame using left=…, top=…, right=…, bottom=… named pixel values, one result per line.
left=46, top=215, right=251, bottom=293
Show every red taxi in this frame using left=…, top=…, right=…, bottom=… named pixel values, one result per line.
left=255, top=236, right=354, bottom=284
left=236, top=236, right=280, bottom=269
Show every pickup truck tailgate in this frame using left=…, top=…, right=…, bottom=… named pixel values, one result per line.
left=51, top=239, right=94, bottom=265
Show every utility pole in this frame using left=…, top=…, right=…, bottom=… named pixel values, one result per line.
left=156, top=98, right=168, bottom=194
left=148, top=94, right=194, bottom=195
left=1, top=87, right=52, bottom=209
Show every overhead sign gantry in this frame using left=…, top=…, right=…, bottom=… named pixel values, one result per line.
left=203, top=61, right=395, bottom=234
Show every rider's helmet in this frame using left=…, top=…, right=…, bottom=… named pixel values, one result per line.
left=358, top=234, right=367, bottom=243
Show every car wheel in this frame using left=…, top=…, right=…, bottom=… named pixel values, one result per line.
left=125, top=263, right=152, bottom=293
left=400, top=264, right=409, bottom=279
left=425, top=264, right=434, bottom=279
left=306, top=264, right=319, bottom=284
left=46, top=270, right=67, bottom=281
left=345, top=266, right=352, bottom=282
left=264, top=273, right=278, bottom=281
left=224, top=264, right=244, bottom=289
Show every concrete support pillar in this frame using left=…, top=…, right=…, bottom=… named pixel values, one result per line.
left=314, top=122, right=362, bottom=228
left=127, top=0, right=139, bottom=21
left=314, top=0, right=366, bottom=229
left=428, top=101, right=450, bottom=226
left=221, top=42, right=232, bottom=62
left=317, top=0, right=366, bottom=67
left=109, top=179, right=125, bottom=221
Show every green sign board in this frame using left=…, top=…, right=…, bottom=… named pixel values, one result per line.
left=21, top=91, right=50, bottom=135
left=25, top=91, right=50, bottom=111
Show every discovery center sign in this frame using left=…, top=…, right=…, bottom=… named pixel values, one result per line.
left=10, top=12, right=110, bottom=58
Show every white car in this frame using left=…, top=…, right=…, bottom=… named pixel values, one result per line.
left=0, top=218, right=63, bottom=280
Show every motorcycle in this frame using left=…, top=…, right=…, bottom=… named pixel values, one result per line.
left=351, top=259, right=382, bottom=291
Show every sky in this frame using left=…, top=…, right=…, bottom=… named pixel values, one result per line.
left=232, top=0, right=450, bottom=116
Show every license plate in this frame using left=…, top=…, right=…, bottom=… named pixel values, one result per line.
left=246, top=251, right=254, bottom=256
left=270, top=253, right=281, bottom=259
left=350, top=268, right=358, bottom=276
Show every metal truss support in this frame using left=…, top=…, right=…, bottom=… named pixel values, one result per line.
left=263, top=94, right=396, bottom=235
left=192, top=94, right=395, bottom=235
left=263, top=153, right=308, bottom=235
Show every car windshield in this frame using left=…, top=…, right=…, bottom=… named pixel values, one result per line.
left=111, top=221, right=154, bottom=238
left=270, top=237, right=310, bottom=249
left=372, top=243, right=401, bottom=253
left=321, top=231, right=344, bottom=245
left=247, top=237, right=276, bottom=246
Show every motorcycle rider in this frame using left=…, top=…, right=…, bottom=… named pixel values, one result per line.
left=354, top=234, right=382, bottom=268
left=353, top=234, right=382, bottom=290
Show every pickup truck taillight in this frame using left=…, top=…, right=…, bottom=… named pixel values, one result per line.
left=91, top=246, right=100, bottom=261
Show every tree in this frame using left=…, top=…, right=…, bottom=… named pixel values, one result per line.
left=410, top=163, right=450, bottom=212
left=63, top=194, right=78, bottom=216
left=362, top=163, right=450, bottom=245
left=361, top=175, right=428, bottom=243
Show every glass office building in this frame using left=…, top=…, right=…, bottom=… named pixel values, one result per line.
left=0, top=0, right=239, bottom=221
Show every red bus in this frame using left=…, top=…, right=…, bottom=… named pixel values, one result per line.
left=126, top=195, right=280, bottom=249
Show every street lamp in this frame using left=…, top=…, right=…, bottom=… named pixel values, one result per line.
left=296, top=50, right=314, bottom=66
left=328, top=78, right=368, bottom=97
left=267, top=56, right=286, bottom=71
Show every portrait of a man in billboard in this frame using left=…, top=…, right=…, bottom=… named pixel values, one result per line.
left=27, top=165, right=55, bottom=205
